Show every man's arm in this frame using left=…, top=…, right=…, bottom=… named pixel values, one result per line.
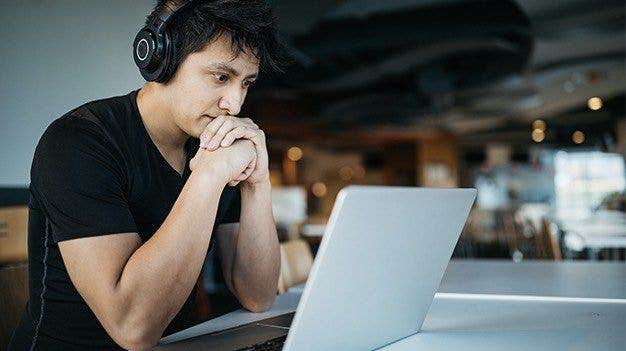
left=59, top=169, right=227, bottom=350
left=216, top=178, right=280, bottom=312
left=58, top=139, right=257, bottom=351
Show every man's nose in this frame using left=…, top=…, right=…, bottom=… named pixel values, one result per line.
left=218, top=88, right=244, bottom=116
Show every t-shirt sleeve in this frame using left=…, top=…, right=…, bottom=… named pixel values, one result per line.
left=30, top=117, right=137, bottom=243
left=220, top=184, right=241, bottom=224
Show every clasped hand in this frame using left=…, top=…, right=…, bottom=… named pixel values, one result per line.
left=192, top=115, right=269, bottom=187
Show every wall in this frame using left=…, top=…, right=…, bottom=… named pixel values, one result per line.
left=0, top=1, right=153, bottom=186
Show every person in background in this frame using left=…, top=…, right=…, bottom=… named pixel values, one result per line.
left=9, top=1, right=286, bottom=350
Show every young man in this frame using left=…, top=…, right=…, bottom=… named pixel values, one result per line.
left=9, top=1, right=285, bottom=350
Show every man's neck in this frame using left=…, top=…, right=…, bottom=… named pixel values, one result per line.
left=136, top=83, right=189, bottom=153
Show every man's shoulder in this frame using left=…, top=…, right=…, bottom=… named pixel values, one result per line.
left=39, top=91, right=137, bottom=148
left=66, top=91, right=135, bottom=128
left=31, top=96, right=136, bottom=185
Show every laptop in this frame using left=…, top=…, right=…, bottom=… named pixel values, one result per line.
left=156, top=185, right=476, bottom=351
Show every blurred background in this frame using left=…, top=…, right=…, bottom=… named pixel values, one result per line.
left=1, top=0, right=625, bottom=337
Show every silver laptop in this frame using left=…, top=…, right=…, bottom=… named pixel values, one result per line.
left=156, top=185, right=476, bottom=351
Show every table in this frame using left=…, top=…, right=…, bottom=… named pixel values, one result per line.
left=381, top=296, right=626, bottom=351
left=156, top=260, right=626, bottom=350
left=439, top=259, right=626, bottom=299
left=289, top=259, right=626, bottom=300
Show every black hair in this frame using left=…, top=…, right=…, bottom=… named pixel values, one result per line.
left=146, top=0, right=287, bottom=81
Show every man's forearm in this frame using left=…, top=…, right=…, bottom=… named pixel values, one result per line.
left=114, top=169, right=227, bottom=346
left=231, top=179, right=281, bottom=311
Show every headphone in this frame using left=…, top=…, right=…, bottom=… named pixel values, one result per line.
left=133, top=0, right=195, bottom=82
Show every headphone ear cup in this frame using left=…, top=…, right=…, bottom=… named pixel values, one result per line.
left=133, top=28, right=168, bottom=82
left=158, top=31, right=179, bottom=83
left=133, top=28, right=159, bottom=80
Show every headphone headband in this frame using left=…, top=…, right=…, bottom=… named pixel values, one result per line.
left=151, top=0, right=192, bottom=32
left=133, top=0, right=196, bottom=82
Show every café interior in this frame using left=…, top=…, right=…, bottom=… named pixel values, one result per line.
left=201, top=0, right=626, bottom=317
left=0, top=0, right=625, bottom=349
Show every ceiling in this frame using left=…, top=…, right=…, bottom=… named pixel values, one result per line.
left=252, top=0, right=625, bottom=150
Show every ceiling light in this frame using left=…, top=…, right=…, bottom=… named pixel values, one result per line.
left=532, top=119, right=546, bottom=131
left=572, top=131, right=585, bottom=144
left=587, top=97, right=602, bottom=110
left=339, top=166, right=353, bottom=181
left=311, top=182, right=327, bottom=197
left=532, top=129, right=545, bottom=143
left=287, top=146, right=303, bottom=161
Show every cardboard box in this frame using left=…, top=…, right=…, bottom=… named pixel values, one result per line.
left=0, top=205, right=29, bottom=264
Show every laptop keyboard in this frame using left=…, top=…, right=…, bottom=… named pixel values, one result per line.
left=233, top=334, right=287, bottom=351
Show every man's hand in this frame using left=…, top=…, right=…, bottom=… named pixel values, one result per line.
left=190, top=138, right=257, bottom=186
left=199, top=115, right=269, bottom=186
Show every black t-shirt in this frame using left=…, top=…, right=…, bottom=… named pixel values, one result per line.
left=9, top=89, right=241, bottom=351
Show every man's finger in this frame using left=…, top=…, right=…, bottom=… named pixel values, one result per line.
left=221, top=126, right=248, bottom=147
left=206, top=120, right=236, bottom=150
left=242, top=118, right=259, bottom=130
left=200, top=116, right=228, bottom=148
left=222, top=127, right=263, bottom=148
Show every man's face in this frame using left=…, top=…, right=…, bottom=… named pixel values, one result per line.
left=165, top=33, right=260, bottom=138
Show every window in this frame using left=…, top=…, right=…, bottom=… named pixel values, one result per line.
left=554, top=151, right=626, bottom=217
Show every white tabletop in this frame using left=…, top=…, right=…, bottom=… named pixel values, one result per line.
left=158, top=291, right=626, bottom=350
left=439, top=259, right=626, bottom=299
left=289, top=259, right=626, bottom=300
left=157, top=260, right=626, bottom=349
left=381, top=295, right=626, bottom=351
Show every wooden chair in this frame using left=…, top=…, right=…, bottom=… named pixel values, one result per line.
left=523, top=217, right=562, bottom=260
left=277, top=239, right=313, bottom=294
left=0, top=262, right=29, bottom=350
left=540, top=217, right=562, bottom=260
left=525, top=219, right=547, bottom=259
left=502, top=210, right=535, bottom=261
left=502, top=210, right=522, bottom=259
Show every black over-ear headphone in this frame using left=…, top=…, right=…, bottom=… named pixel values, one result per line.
left=133, top=0, right=195, bottom=82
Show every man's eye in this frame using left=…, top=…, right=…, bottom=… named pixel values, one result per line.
left=214, top=74, right=228, bottom=82
left=244, top=80, right=256, bottom=87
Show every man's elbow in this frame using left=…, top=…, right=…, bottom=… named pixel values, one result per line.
left=112, top=322, right=161, bottom=350
left=241, top=295, right=276, bottom=313
left=117, top=338, right=157, bottom=351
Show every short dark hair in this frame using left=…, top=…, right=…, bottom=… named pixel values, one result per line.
left=146, top=0, right=287, bottom=81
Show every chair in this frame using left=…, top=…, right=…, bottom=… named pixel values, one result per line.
left=0, top=262, right=29, bottom=350
left=525, top=219, right=547, bottom=259
left=278, top=239, right=314, bottom=294
left=540, top=217, right=562, bottom=260
left=523, top=217, right=562, bottom=260
left=502, top=210, right=522, bottom=259
left=502, top=210, right=535, bottom=261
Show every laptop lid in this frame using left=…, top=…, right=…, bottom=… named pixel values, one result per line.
left=283, top=185, right=476, bottom=350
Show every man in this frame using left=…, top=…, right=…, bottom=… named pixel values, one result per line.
left=9, top=1, right=285, bottom=350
